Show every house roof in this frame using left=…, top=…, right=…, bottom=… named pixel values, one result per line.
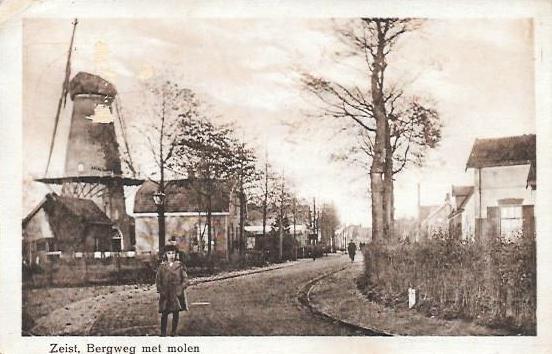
left=449, top=186, right=474, bottom=218
left=466, top=134, right=536, bottom=169
left=450, top=185, right=474, bottom=214
left=134, top=179, right=232, bottom=214
left=55, top=194, right=113, bottom=224
left=451, top=185, right=474, bottom=197
left=23, top=193, right=112, bottom=227
left=418, top=205, right=439, bottom=221
left=421, top=202, right=452, bottom=225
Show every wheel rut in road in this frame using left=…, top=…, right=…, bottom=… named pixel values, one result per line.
left=297, top=265, right=391, bottom=336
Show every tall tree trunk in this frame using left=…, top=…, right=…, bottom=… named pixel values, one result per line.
left=279, top=211, right=283, bottom=261
left=278, top=178, right=284, bottom=261
left=207, top=186, right=212, bottom=258
left=239, top=184, right=246, bottom=256
left=292, top=198, right=297, bottom=260
left=370, top=25, right=387, bottom=244
left=158, top=95, right=166, bottom=256
left=383, top=120, right=394, bottom=243
left=262, top=162, right=268, bottom=239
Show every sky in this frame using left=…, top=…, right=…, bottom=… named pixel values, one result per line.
left=22, top=18, right=535, bottom=225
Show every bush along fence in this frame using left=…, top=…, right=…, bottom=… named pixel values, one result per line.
left=22, top=250, right=284, bottom=288
left=22, top=254, right=159, bottom=288
left=359, top=230, right=536, bottom=335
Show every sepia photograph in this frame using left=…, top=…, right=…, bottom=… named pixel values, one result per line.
left=19, top=15, right=539, bottom=337
left=0, top=1, right=550, bottom=352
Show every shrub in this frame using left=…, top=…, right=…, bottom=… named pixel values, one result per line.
left=361, top=231, right=536, bottom=334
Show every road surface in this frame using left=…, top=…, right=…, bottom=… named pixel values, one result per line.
left=88, top=254, right=367, bottom=336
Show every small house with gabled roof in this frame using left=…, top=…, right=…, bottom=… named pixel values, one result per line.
left=419, top=195, right=453, bottom=241
left=133, top=179, right=240, bottom=259
left=22, top=193, right=116, bottom=264
left=448, top=185, right=476, bottom=240
left=465, top=134, right=536, bottom=241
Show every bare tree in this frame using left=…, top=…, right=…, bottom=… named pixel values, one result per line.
left=250, top=158, right=278, bottom=240
left=302, top=18, right=438, bottom=243
left=172, top=115, right=240, bottom=258
left=225, top=139, right=259, bottom=256
left=352, top=97, right=441, bottom=242
left=268, top=171, right=294, bottom=261
left=319, top=203, right=340, bottom=252
left=136, top=79, right=199, bottom=254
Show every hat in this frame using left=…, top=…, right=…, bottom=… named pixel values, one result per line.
left=164, top=244, right=178, bottom=252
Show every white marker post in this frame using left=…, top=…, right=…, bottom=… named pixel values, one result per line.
left=408, top=288, right=417, bottom=309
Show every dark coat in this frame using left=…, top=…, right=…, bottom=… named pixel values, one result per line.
left=156, top=260, right=188, bottom=313
left=347, top=242, right=357, bottom=255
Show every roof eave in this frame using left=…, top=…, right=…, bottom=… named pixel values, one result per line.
left=466, top=159, right=534, bottom=170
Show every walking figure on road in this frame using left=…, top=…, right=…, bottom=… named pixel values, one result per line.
left=347, top=241, right=357, bottom=263
left=156, top=244, right=189, bottom=336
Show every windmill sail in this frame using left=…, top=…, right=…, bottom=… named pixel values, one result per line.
left=44, top=18, right=78, bottom=177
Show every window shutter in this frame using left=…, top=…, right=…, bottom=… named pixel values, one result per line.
left=487, top=206, right=500, bottom=240
left=522, top=205, right=535, bottom=238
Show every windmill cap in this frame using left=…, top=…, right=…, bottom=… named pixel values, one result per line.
left=70, top=72, right=117, bottom=100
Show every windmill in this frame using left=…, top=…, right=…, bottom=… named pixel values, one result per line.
left=36, top=19, right=144, bottom=251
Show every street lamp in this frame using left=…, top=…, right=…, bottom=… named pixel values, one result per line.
left=153, top=191, right=166, bottom=256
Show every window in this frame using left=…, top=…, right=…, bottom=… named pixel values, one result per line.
left=112, top=230, right=122, bottom=252
left=195, top=224, right=207, bottom=252
left=500, top=205, right=522, bottom=240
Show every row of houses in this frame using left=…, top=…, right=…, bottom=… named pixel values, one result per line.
left=23, top=179, right=323, bottom=264
left=418, top=134, right=536, bottom=242
left=24, top=130, right=535, bottom=263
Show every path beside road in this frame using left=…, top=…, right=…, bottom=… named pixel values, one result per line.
left=308, top=255, right=511, bottom=336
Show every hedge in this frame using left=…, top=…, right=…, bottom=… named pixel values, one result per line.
left=359, top=230, right=536, bottom=335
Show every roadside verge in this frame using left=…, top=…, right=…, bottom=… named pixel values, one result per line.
left=306, top=261, right=511, bottom=336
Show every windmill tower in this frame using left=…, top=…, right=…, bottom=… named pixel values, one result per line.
left=37, top=20, right=143, bottom=251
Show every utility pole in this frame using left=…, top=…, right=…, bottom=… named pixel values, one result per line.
left=313, top=198, right=317, bottom=244
left=278, top=172, right=285, bottom=261
left=416, top=182, right=421, bottom=242
left=292, top=197, right=297, bottom=260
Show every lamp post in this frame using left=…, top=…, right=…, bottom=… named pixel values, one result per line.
left=153, top=191, right=166, bottom=256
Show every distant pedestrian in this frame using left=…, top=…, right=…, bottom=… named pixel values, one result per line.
left=156, top=244, right=189, bottom=337
left=347, top=241, right=357, bottom=262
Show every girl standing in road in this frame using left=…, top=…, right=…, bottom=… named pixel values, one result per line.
left=156, top=244, right=189, bottom=336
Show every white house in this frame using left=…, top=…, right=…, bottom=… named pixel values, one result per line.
left=465, top=134, right=536, bottom=242
left=133, top=179, right=240, bottom=259
left=244, top=224, right=309, bottom=250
